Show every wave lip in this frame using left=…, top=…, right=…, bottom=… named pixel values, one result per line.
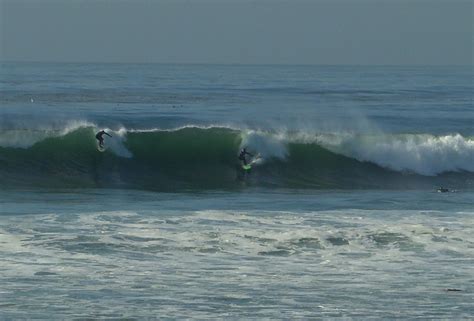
left=314, top=133, right=474, bottom=176
left=0, top=120, right=96, bottom=148
left=0, top=125, right=472, bottom=190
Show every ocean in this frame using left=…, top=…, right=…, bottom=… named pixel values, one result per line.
left=0, top=63, right=473, bottom=319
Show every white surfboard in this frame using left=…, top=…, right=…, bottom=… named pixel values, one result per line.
left=97, top=143, right=106, bottom=152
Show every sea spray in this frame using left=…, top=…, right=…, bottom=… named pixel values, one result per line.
left=313, top=133, right=474, bottom=175
left=1, top=125, right=473, bottom=190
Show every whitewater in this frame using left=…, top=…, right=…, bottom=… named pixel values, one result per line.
left=1, top=124, right=473, bottom=190
left=0, top=63, right=473, bottom=319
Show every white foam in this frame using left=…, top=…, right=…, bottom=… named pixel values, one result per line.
left=313, top=133, right=474, bottom=175
left=103, top=127, right=133, bottom=158
left=0, top=121, right=135, bottom=158
left=2, top=121, right=473, bottom=175
left=240, top=129, right=288, bottom=160
left=126, top=124, right=240, bottom=133
left=1, top=207, right=472, bottom=318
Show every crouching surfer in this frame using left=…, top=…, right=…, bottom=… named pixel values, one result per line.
left=238, top=147, right=254, bottom=167
left=96, top=130, right=112, bottom=149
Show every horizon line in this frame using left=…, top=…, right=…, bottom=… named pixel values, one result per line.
left=0, top=59, right=472, bottom=68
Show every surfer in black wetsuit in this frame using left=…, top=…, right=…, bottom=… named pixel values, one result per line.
left=95, top=130, right=112, bottom=148
left=238, top=148, right=253, bottom=166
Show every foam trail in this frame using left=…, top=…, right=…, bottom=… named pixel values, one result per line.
left=106, top=128, right=133, bottom=158
left=240, top=129, right=288, bottom=160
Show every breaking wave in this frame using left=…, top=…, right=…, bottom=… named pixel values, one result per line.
left=0, top=124, right=473, bottom=191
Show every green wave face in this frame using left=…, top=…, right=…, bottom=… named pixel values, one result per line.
left=0, top=126, right=471, bottom=191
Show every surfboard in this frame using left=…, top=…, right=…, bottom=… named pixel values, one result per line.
left=242, top=164, right=252, bottom=170
left=241, top=154, right=262, bottom=171
left=97, top=144, right=106, bottom=152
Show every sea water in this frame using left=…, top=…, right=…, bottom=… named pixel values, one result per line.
left=0, top=63, right=473, bottom=319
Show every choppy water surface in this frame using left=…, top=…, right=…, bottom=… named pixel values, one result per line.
left=0, top=190, right=473, bottom=319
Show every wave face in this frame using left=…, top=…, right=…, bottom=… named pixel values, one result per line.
left=1, top=125, right=473, bottom=191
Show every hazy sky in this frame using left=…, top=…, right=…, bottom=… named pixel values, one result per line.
left=0, top=0, right=472, bottom=65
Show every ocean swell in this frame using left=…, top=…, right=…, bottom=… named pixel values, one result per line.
left=0, top=125, right=472, bottom=190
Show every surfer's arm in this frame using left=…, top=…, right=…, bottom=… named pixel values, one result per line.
left=105, top=133, right=112, bottom=137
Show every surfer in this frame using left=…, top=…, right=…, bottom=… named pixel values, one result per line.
left=95, top=130, right=112, bottom=148
left=238, top=147, right=253, bottom=166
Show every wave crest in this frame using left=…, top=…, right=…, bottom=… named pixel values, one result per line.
left=0, top=125, right=472, bottom=190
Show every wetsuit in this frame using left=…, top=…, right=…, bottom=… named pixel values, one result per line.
left=238, top=149, right=253, bottom=165
left=96, top=130, right=112, bottom=147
